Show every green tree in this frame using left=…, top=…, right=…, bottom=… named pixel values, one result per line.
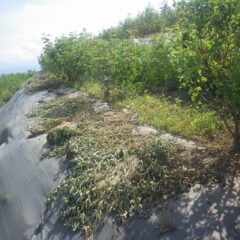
left=146, top=35, right=178, bottom=92
left=39, top=33, right=96, bottom=85
left=135, top=6, right=162, bottom=37
left=93, top=39, right=142, bottom=101
left=100, top=5, right=171, bottom=39
left=174, top=0, right=240, bottom=151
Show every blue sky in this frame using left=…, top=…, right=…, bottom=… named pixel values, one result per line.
left=0, top=0, right=173, bottom=74
left=0, top=0, right=27, bottom=10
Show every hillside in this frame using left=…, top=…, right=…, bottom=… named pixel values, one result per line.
left=0, top=76, right=239, bottom=239
left=0, top=0, right=240, bottom=239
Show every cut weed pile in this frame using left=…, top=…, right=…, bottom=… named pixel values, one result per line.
left=26, top=73, right=64, bottom=92
left=27, top=77, right=239, bottom=238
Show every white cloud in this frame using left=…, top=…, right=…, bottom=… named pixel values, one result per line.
left=0, top=34, right=41, bottom=64
left=0, top=0, right=173, bottom=73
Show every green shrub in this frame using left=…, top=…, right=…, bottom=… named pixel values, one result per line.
left=141, top=35, right=179, bottom=93
left=173, top=0, right=240, bottom=150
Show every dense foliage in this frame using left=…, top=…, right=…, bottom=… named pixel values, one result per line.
left=100, top=5, right=176, bottom=39
left=174, top=0, right=240, bottom=150
left=39, top=0, right=240, bottom=150
left=39, top=35, right=179, bottom=100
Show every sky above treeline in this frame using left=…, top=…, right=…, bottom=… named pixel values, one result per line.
left=0, top=0, right=174, bottom=74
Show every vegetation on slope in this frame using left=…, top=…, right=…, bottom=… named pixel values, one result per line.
left=0, top=71, right=34, bottom=106
left=100, top=4, right=176, bottom=39
left=28, top=75, right=240, bottom=238
left=26, top=73, right=63, bottom=92
left=72, top=81, right=227, bottom=145
left=118, top=95, right=226, bottom=142
left=28, top=79, right=237, bottom=238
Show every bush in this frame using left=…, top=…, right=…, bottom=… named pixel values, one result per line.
left=141, top=35, right=179, bottom=92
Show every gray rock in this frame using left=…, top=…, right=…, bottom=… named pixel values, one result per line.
left=122, top=108, right=132, bottom=114
left=103, top=111, right=115, bottom=116
left=159, top=133, right=197, bottom=149
left=0, top=87, right=81, bottom=240
left=66, top=91, right=87, bottom=99
left=134, top=126, right=159, bottom=136
left=92, top=102, right=110, bottom=114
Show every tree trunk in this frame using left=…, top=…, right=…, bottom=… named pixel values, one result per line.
left=233, top=116, right=240, bottom=152
left=104, top=86, right=110, bottom=103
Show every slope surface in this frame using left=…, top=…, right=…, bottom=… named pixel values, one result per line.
left=1, top=85, right=240, bottom=240
left=0, top=87, right=79, bottom=240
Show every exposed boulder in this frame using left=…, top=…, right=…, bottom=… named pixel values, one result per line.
left=159, top=133, right=206, bottom=150
left=66, top=92, right=88, bottom=99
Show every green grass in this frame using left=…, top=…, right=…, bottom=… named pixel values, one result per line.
left=117, top=95, right=226, bottom=141
left=0, top=71, right=35, bottom=106
left=77, top=81, right=226, bottom=142
left=70, top=80, right=102, bottom=98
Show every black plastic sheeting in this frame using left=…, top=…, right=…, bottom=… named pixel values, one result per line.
left=0, top=87, right=80, bottom=240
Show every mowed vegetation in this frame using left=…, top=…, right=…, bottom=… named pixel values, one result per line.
left=28, top=80, right=236, bottom=237
left=0, top=72, right=34, bottom=106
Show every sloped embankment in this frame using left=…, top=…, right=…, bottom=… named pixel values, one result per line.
left=0, top=75, right=240, bottom=240
left=27, top=75, right=240, bottom=240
